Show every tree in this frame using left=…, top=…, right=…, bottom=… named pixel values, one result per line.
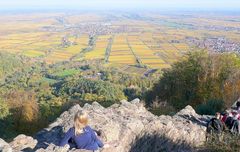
left=56, top=77, right=126, bottom=103
left=147, top=51, right=240, bottom=114
left=6, top=90, right=39, bottom=132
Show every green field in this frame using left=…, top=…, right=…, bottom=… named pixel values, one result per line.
left=51, top=69, right=80, bottom=78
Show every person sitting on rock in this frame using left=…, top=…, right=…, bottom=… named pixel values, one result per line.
left=221, top=107, right=240, bottom=135
left=226, top=111, right=240, bottom=134
left=59, top=111, right=104, bottom=151
left=207, top=112, right=225, bottom=141
left=221, top=110, right=228, bottom=123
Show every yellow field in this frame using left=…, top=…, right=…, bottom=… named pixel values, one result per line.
left=45, top=35, right=89, bottom=64
left=108, top=35, right=136, bottom=65
left=23, top=50, right=45, bottom=57
left=85, top=35, right=111, bottom=60
left=128, top=34, right=167, bottom=68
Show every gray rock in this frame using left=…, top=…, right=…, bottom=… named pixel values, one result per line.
left=0, top=99, right=209, bottom=152
left=130, top=98, right=140, bottom=104
left=9, top=134, right=37, bottom=152
left=0, top=138, right=12, bottom=152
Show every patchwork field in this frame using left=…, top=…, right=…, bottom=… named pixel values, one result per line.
left=0, top=12, right=239, bottom=75
left=108, top=34, right=137, bottom=65
left=84, top=35, right=111, bottom=60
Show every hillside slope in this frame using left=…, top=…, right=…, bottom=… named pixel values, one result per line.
left=0, top=53, right=25, bottom=81
left=0, top=99, right=210, bottom=152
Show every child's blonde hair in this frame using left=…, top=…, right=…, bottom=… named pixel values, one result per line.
left=74, top=111, right=88, bottom=135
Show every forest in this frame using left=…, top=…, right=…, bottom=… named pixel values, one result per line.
left=146, top=51, right=240, bottom=115
left=0, top=52, right=155, bottom=140
left=1, top=50, right=240, bottom=140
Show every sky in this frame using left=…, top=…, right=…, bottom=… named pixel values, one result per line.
left=1, top=0, right=240, bottom=11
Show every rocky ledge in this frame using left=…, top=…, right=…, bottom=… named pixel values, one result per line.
left=0, top=99, right=211, bottom=152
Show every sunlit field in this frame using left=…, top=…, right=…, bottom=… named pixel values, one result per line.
left=109, top=34, right=137, bottom=65
left=85, top=35, right=111, bottom=60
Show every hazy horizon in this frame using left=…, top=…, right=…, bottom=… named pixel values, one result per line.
left=1, top=0, right=240, bottom=12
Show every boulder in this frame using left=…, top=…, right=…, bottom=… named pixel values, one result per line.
left=0, top=138, right=12, bottom=152
left=8, top=134, right=37, bottom=152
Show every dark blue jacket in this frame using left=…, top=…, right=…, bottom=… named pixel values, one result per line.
left=59, top=126, right=104, bottom=150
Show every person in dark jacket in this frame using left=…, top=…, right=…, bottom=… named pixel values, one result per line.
left=59, top=111, right=104, bottom=151
left=206, top=112, right=225, bottom=141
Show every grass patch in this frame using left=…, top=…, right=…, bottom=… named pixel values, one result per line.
left=23, top=50, right=45, bottom=57
left=52, top=69, right=80, bottom=78
left=205, top=132, right=240, bottom=152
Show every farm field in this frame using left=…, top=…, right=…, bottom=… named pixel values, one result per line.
left=108, top=34, right=137, bottom=66
left=84, top=35, right=111, bottom=60
left=0, top=12, right=240, bottom=75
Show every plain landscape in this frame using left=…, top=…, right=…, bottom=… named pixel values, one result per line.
left=0, top=7, right=240, bottom=152
left=1, top=11, right=240, bottom=69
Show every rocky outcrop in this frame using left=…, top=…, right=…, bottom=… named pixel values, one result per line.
left=0, top=99, right=211, bottom=152
left=0, top=138, right=12, bottom=152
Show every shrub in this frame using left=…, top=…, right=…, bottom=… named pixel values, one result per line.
left=196, top=99, right=224, bottom=115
